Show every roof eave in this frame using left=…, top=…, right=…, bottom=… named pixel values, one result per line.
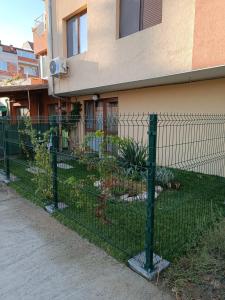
left=56, top=65, right=225, bottom=97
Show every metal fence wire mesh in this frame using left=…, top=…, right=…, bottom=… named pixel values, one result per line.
left=0, top=113, right=224, bottom=272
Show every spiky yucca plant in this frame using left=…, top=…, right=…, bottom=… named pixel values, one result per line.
left=118, top=139, right=147, bottom=179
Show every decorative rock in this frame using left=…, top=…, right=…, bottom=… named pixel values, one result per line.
left=155, top=192, right=159, bottom=199
left=120, top=194, right=129, bottom=201
left=57, top=163, right=73, bottom=169
left=137, top=192, right=148, bottom=201
left=120, top=185, right=163, bottom=203
left=26, top=167, right=44, bottom=175
left=155, top=186, right=163, bottom=193
left=126, top=196, right=136, bottom=202
left=123, top=192, right=148, bottom=202
left=94, top=180, right=102, bottom=188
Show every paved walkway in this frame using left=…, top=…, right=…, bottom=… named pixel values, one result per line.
left=0, top=184, right=172, bottom=300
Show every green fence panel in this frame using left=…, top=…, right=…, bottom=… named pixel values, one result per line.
left=1, top=114, right=224, bottom=272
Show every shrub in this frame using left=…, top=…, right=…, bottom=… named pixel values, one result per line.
left=65, top=175, right=96, bottom=209
left=155, top=167, right=174, bottom=186
left=19, top=117, right=54, bottom=200
left=118, top=138, right=147, bottom=179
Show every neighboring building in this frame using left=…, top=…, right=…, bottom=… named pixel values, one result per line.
left=0, top=42, right=39, bottom=81
left=46, top=0, right=225, bottom=129
left=32, top=12, right=48, bottom=79
left=0, top=83, right=50, bottom=118
left=30, top=3, right=71, bottom=118
left=0, top=0, right=55, bottom=119
left=0, top=77, right=55, bottom=118
left=22, top=41, right=34, bottom=52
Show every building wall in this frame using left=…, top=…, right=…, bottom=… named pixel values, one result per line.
left=75, top=78, right=225, bottom=115
left=117, top=78, right=225, bottom=114
left=48, top=0, right=196, bottom=95
left=33, top=30, right=48, bottom=56
left=75, top=78, right=225, bottom=176
left=33, top=16, right=48, bottom=56
left=192, top=0, right=225, bottom=69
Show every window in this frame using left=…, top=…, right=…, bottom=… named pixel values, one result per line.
left=23, top=66, right=38, bottom=76
left=16, top=107, right=29, bottom=117
left=40, top=55, right=48, bottom=79
left=67, top=10, right=88, bottom=57
left=120, top=0, right=162, bottom=38
left=0, top=61, right=7, bottom=71
left=17, top=50, right=36, bottom=59
left=85, top=100, right=118, bottom=135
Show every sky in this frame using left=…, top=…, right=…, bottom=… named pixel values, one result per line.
left=0, top=0, right=44, bottom=48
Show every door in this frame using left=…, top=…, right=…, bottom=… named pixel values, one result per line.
left=85, top=99, right=118, bottom=152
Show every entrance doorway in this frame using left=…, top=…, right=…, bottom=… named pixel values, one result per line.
left=85, top=98, right=118, bottom=134
left=85, top=98, right=118, bottom=152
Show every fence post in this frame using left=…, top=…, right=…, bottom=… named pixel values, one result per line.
left=4, top=122, right=10, bottom=181
left=51, top=132, right=58, bottom=209
left=145, top=113, right=158, bottom=272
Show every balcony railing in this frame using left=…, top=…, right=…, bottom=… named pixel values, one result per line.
left=33, top=13, right=47, bottom=36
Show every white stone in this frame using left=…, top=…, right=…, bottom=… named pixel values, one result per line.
left=120, top=194, right=129, bottom=201
left=139, top=192, right=148, bottom=200
left=126, top=196, right=136, bottom=202
left=26, top=167, right=44, bottom=175
left=57, top=163, right=73, bottom=169
left=120, top=190, right=161, bottom=202
left=155, top=185, right=163, bottom=193
left=94, top=180, right=102, bottom=188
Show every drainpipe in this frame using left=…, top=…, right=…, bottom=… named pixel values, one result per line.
left=48, top=0, right=63, bottom=150
left=48, top=0, right=59, bottom=100
left=27, top=90, right=31, bottom=114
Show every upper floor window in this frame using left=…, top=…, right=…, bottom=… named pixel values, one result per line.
left=17, top=50, right=36, bottom=59
left=67, top=10, right=88, bottom=58
left=119, top=0, right=162, bottom=38
left=23, top=66, right=38, bottom=76
left=39, top=55, right=48, bottom=79
left=0, top=61, right=7, bottom=71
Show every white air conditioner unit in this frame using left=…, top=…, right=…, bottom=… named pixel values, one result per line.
left=49, top=57, right=68, bottom=77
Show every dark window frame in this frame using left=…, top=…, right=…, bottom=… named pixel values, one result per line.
left=85, top=98, right=118, bottom=135
left=67, top=9, right=87, bottom=58
left=119, top=0, right=162, bottom=38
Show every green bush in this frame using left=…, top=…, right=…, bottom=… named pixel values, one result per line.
left=19, top=117, right=54, bottom=200
left=155, top=167, right=174, bottom=186
left=118, top=138, right=147, bottom=179
left=65, top=175, right=96, bottom=208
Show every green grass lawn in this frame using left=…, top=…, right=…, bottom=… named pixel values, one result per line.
left=1, top=157, right=224, bottom=264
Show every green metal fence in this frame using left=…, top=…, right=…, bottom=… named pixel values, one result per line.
left=0, top=114, right=224, bottom=275
left=0, top=118, right=5, bottom=159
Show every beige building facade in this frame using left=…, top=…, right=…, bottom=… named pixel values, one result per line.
left=47, top=0, right=225, bottom=116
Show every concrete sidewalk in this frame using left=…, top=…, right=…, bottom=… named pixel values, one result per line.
left=0, top=184, right=172, bottom=300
